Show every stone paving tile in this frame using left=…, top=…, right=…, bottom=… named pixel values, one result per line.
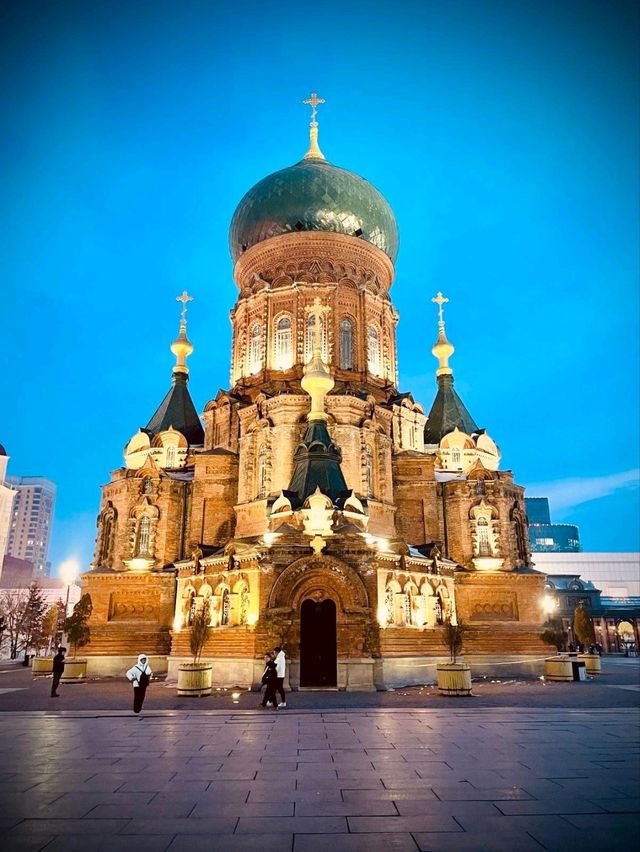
left=412, top=830, right=546, bottom=851
left=248, top=788, right=343, bottom=803
left=0, top=837, right=56, bottom=852
left=1, top=707, right=639, bottom=850
left=191, top=800, right=294, bottom=818
left=348, top=815, right=462, bottom=832
left=3, top=818, right=129, bottom=836
left=236, top=815, right=347, bottom=834
left=294, top=800, right=398, bottom=816
left=42, top=836, right=174, bottom=852
left=342, top=788, right=439, bottom=802
left=88, top=799, right=197, bottom=818
left=562, top=812, right=640, bottom=830
left=121, top=816, right=238, bottom=834
left=496, top=797, right=607, bottom=815
left=168, top=835, right=294, bottom=852
left=294, top=835, right=419, bottom=852
left=432, top=784, right=533, bottom=801
left=393, top=800, right=501, bottom=818
left=588, top=797, right=640, bottom=813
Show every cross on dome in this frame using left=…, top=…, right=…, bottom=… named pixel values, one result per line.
left=303, top=91, right=325, bottom=124
left=302, top=91, right=326, bottom=160
left=176, top=290, right=193, bottom=323
left=432, top=291, right=449, bottom=325
left=431, top=292, right=454, bottom=377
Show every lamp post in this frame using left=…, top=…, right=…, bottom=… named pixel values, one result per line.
left=59, top=558, right=79, bottom=619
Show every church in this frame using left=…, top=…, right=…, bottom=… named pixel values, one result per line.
left=82, top=95, right=549, bottom=689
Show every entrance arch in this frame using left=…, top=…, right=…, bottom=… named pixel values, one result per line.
left=300, top=598, right=337, bottom=687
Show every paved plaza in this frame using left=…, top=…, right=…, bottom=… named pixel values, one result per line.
left=0, top=659, right=638, bottom=851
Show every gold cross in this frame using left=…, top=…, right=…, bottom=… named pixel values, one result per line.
left=303, top=91, right=325, bottom=124
left=305, top=297, right=331, bottom=354
left=176, top=290, right=193, bottom=322
left=432, top=292, right=448, bottom=324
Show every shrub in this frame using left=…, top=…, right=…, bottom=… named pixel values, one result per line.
left=189, top=602, right=211, bottom=663
left=442, top=618, right=468, bottom=663
left=64, top=594, right=93, bottom=657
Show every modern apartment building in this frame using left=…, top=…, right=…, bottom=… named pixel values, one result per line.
left=6, top=476, right=56, bottom=578
left=0, top=446, right=17, bottom=568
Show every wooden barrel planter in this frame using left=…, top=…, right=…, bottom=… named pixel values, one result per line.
left=578, top=653, right=602, bottom=676
left=544, top=656, right=574, bottom=681
left=60, top=659, right=88, bottom=682
left=31, top=657, right=53, bottom=676
left=436, top=663, right=472, bottom=696
left=177, top=663, right=212, bottom=697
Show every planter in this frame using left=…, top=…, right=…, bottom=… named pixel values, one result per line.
left=60, top=658, right=87, bottom=682
left=436, top=663, right=472, bottom=696
left=544, top=656, right=573, bottom=682
left=578, top=653, right=602, bottom=676
left=31, top=657, right=53, bottom=676
left=177, top=663, right=212, bottom=697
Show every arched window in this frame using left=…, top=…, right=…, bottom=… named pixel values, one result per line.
left=187, top=591, right=196, bottom=626
left=305, top=314, right=328, bottom=362
left=339, top=318, right=354, bottom=369
left=367, top=325, right=380, bottom=375
left=477, top=517, right=491, bottom=556
left=275, top=315, right=293, bottom=370
left=257, top=444, right=268, bottom=498
left=221, top=589, right=230, bottom=626
left=136, top=516, right=152, bottom=557
left=435, top=596, right=443, bottom=625
left=385, top=586, right=395, bottom=625
left=402, top=594, right=412, bottom=626
left=249, top=323, right=263, bottom=374
left=239, top=586, right=249, bottom=625
left=514, top=510, right=528, bottom=565
left=451, top=448, right=461, bottom=465
left=365, top=445, right=374, bottom=497
left=98, top=506, right=116, bottom=566
left=142, top=477, right=153, bottom=495
left=166, top=446, right=177, bottom=468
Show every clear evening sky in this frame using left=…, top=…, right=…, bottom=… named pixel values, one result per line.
left=1, top=0, right=638, bottom=574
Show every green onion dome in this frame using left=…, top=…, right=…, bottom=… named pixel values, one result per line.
left=230, top=156, right=399, bottom=263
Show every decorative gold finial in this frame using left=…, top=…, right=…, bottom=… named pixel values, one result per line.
left=171, top=291, right=194, bottom=376
left=301, top=298, right=333, bottom=420
left=431, top=292, right=454, bottom=377
left=303, top=91, right=326, bottom=160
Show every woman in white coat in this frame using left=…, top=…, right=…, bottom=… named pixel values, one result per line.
left=126, top=654, right=153, bottom=714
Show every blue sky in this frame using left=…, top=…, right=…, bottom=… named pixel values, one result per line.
left=1, top=0, right=638, bottom=574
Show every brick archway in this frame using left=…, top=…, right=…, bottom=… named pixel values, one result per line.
left=267, top=555, right=370, bottom=614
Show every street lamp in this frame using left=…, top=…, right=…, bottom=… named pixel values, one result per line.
left=59, top=558, right=79, bottom=618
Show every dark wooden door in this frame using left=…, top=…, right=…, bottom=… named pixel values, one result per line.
left=300, top=598, right=337, bottom=687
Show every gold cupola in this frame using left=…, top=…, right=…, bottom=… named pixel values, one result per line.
left=431, top=291, right=454, bottom=376
left=171, top=290, right=194, bottom=375
left=301, top=298, right=334, bottom=420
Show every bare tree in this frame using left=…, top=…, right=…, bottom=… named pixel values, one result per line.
left=0, top=589, right=29, bottom=659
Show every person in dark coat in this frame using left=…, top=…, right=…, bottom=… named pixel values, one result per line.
left=50, top=647, right=66, bottom=697
left=260, top=652, right=278, bottom=710
left=126, top=654, right=153, bottom=714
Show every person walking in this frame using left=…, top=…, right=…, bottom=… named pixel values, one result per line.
left=260, top=652, right=278, bottom=710
left=126, top=654, right=153, bottom=714
left=274, top=645, right=287, bottom=708
left=50, top=646, right=66, bottom=698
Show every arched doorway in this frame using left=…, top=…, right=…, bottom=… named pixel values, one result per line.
left=300, top=598, right=337, bottom=687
